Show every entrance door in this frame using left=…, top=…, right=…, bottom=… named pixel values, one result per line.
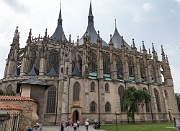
left=72, top=110, right=79, bottom=122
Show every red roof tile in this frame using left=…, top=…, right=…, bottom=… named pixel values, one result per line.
left=0, top=96, right=34, bottom=101
left=0, top=104, right=22, bottom=110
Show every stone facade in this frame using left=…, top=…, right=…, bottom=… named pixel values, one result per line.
left=0, top=2, right=179, bottom=126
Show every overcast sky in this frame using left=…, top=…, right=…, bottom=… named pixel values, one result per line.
left=0, top=0, right=180, bottom=92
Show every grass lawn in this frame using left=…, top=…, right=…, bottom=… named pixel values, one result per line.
left=101, top=122, right=176, bottom=131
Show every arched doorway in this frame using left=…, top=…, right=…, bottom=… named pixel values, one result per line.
left=168, top=111, right=172, bottom=121
left=72, top=110, right=79, bottom=122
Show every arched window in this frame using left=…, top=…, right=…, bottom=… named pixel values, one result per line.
left=78, top=55, right=82, bottom=73
left=140, top=61, right=146, bottom=82
left=105, top=102, right=111, bottom=112
left=154, top=88, right=161, bottom=112
left=90, top=82, right=95, bottom=92
left=128, top=60, right=134, bottom=76
left=143, top=88, right=150, bottom=112
left=73, top=82, right=80, bottom=101
left=47, top=49, right=59, bottom=73
left=90, top=101, right=97, bottom=113
left=151, top=65, right=156, bottom=83
left=29, top=47, right=37, bottom=71
left=116, top=56, right=123, bottom=78
left=103, top=54, right=110, bottom=74
left=105, top=83, right=109, bottom=93
left=46, top=86, right=56, bottom=113
left=164, top=90, right=168, bottom=98
left=6, top=84, right=12, bottom=94
left=118, top=86, right=125, bottom=112
left=89, top=51, right=97, bottom=72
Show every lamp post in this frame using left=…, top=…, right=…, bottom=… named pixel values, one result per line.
left=115, top=112, right=120, bottom=131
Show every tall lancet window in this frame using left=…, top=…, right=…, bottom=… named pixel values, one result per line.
left=89, top=51, right=97, bottom=72
left=118, top=86, right=125, bottom=112
left=143, top=88, right=150, bottom=112
left=154, top=88, right=161, bottom=112
left=73, top=82, right=80, bottom=101
left=116, top=56, right=123, bottom=78
left=29, top=46, right=37, bottom=71
left=103, top=54, right=110, bottom=74
left=78, top=55, right=82, bottom=73
left=140, top=61, right=146, bottom=81
left=46, top=86, right=56, bottom=113
left=90, top=101, right=97, bottom=113
left=128, top=60, right=134, bottom=76
left=47, top=49, right=59, bottom=73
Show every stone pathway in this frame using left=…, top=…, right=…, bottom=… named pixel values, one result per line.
left=42, top=125, right=106, bottom=131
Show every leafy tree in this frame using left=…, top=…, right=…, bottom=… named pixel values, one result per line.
left=175, top=93, right=180, bottom=112
left=123, top=86, right=151, bottom=123
left=0, top=89, right=4, bottom=95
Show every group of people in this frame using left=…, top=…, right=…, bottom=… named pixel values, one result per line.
left=60, top=120, right=80, bottom=131
left=60, top=120, right=90, bottom=131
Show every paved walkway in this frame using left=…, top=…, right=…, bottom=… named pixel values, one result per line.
left=42, top=125, right=106, bottom=131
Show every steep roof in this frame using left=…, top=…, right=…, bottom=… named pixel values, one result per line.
left=27, top=66, right=39, bottom=76
left=0, top=96, right=34, bottom=101
left=79, top=2, right=107, bottom=46
left=46, top=67, right=58, bottom=77
left=50, top=3, right=67, bottom=42
left=19, top=77, right=49, bottom=86
left=111, top=20, right=131, bottom=50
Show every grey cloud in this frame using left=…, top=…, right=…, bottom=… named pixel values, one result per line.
left=3, top=0, right=28, bottom=13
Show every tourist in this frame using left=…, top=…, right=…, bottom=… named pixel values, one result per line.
left=77, top=120, right=80, bottom=130
left=60, top=121, right=64, bottom=131
left=85, top=120, right=89, bottom=130
left=73, top=121, right=77, bottom=131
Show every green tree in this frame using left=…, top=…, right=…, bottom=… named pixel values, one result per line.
left=0, top=89, right=4, bottom=95
left=123, top=86, right=151, bottom=123
left=175, top=93, right=180, bottom=112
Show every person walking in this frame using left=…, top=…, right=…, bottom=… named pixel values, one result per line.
left=73, top=121, right=77, bottom=131
left=60, top=121, right=64, bottom=131
left=85, top=120, right=89, bottom=131
left=77, top=120, right=80, bottom=130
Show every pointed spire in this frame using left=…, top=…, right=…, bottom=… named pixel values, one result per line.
left=140, top=46, right=142, bottom=53
left=152, top=43, right=155, bottom=53
left=58, top=2, right=62, bottom=26
left=27, top=29, right=32, bottom=43
left=88, top=1, right=94, bottom=24
left=77, top=36, right=79, bottom=46
left=149, top=48, right=151, bottom=54
left=161, top=45, right=165, bottom=56
left=121, top=36, right=125, bottom=48
left=45, top=28, right=47, bottom=37
left=166, top=55, right=169, bottom=64
left=132, top=38, right=135, bottom=48
left=115, top=19, right=117, bottom=29
left=69, top=34, right=71, bottom=43
left=109, top=34, right=113, bottom=46
left=14, top=26, right=19, bottom=38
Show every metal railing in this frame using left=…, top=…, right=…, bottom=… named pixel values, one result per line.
left=0, top=112, right=20, bottom=131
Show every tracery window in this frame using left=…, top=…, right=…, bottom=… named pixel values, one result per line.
left=89, top=51, right=97, bottom=72
left=103, top=54, right=110, bottom=74
left=140, top=61, right=146, bottom=81
left=90, top=82, right=95, bottom=92
left=116, top=56, right=123, bottom=78
left=151, top=65, right=156, bottom=83
left=143, top=88, right=150, bottom=112
left=73, top=82, right=80, bottom=101
left=128, top=60, right=134, bottom=76
left=90, top=101, right=97, bottom=113
left=78, top=55, right=82, bottom=73
left=47, top=49, right=59, bottom=73
left=105, top=83, right=109, bottom=93
left=154, top=88, right=161, bottom=112
left=105, top=102, right=111, bottom=112
left=29, top=47, right=37, bottom=71
left=46, top=86, right=56, bottom=113
left=118, top=86, right=125, bottom=112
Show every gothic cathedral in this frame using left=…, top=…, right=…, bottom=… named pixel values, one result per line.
left=0, top=2, right=179, bottom=125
